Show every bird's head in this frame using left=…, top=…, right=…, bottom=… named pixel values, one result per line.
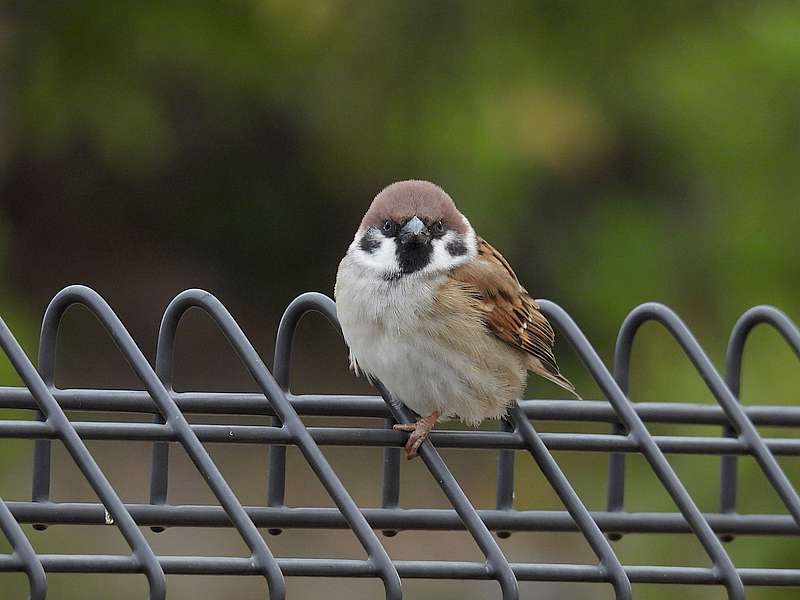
left=348, top=180, right=478, bottom=280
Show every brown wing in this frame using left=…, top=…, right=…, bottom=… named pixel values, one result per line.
left=451, top=237, right=578, bottom=396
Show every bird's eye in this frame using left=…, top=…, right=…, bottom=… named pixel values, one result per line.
left=433, top=220, right=446, bottom=235
left=382, top=220, right=394, bottom=234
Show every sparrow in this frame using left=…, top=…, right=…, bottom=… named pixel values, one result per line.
left=334, top=180, right=578, bottom=459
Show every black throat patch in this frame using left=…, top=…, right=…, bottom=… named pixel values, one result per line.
left=396, top=241, right=433, bottom=274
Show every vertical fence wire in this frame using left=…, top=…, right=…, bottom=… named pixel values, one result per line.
left=495, top=417, right=514, bottom=539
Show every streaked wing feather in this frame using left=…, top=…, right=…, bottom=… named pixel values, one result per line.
left=450, top=237, right=577, bottom=395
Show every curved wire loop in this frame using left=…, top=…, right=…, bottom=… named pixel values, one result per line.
left=613, top=304, right=800, bottom=527
left=0, top=493, right=47, bottom=600
left=721, top=306, right=800, bottom=527
left=270, top=294, right=406, bottom=539
left=2, top=300, right=167, bottom=600
left=154, top=290, right=402, bottom=600
left=270, top=294, right=402, bottom=538
left=265, top=294, right=322, bottom=526
left=541, top=300, right=745, bottom=600
left=35, top=285, right=281, bottom=598
left=284, top=293, right=520, bottom=600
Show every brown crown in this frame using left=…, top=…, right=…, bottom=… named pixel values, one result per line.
left=361, top=180, right=467, bottom=234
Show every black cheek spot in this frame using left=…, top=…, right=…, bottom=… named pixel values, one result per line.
left=359, top=234, right=380, bottom=254
left=446, top=239, right=468, bottom=257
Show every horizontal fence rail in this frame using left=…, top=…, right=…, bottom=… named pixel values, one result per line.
left=0, top=285, right=797, bottom=599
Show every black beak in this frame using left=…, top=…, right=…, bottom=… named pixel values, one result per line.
left=399, top=216, right=430, bottom=245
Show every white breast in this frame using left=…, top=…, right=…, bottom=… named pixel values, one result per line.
left=335, top=254, right=522, bottom=425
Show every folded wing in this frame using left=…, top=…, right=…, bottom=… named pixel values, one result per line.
left=449, top=238, right=580, bottom=398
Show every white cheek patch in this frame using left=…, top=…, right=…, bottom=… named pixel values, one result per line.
left=422, top=229, right=477, bottom=275
left=349, top=228, right=400, bottom=276
left=460, top=218, right=479, bottom=260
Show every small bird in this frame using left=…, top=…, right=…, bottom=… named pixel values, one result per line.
left=335, top=180, right=578, bottom=459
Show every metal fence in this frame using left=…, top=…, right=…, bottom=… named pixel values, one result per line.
left=0, top=284, right=799, bottom=599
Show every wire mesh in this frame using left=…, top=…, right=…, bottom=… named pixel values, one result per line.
left=0, top=284, right=798, bottom=599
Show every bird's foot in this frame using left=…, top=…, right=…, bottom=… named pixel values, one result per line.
left=393, top=411, right=440, bottom=459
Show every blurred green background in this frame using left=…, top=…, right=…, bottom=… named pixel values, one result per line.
left=1, top=1, right=800, bottom=598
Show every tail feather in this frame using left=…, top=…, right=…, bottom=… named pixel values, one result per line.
left=529, top=362, right=582, bottom=400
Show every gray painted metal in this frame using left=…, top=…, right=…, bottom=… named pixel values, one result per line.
left=0, top=286, right=797, bottom=598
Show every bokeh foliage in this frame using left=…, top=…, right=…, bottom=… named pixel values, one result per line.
left=1, top=2, right=800, bottom=599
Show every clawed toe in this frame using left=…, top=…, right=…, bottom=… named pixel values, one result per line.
left=393, top=411, right=440, bottom=459
left=406, top=432, right=427, bottom=459
left=394, top=423, right=426, bottom=458
left=392, top=423, right=417, bottom=433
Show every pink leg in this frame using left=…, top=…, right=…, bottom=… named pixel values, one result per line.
left=393, top=411, right=440, bottom=459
